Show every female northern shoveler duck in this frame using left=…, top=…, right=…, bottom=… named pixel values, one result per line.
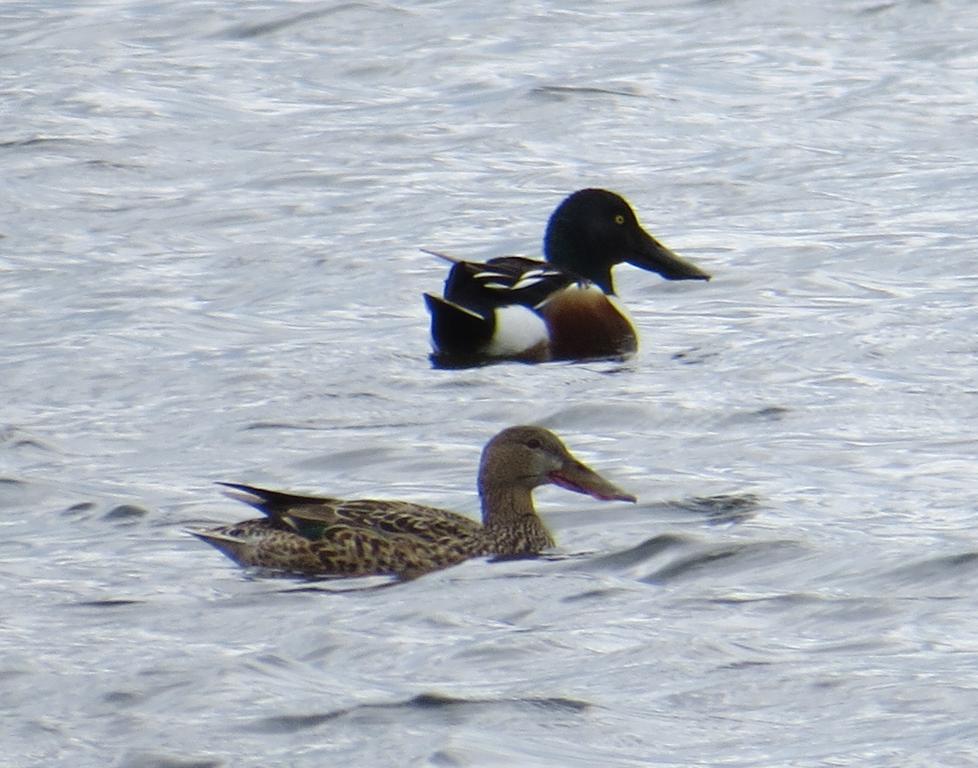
left=190, top=426, right=635, bottom=580
left=424, top=188, right=711, bottom=365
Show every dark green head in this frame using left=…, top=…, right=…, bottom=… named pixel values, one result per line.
left=543, top=188, right=710, bottom=294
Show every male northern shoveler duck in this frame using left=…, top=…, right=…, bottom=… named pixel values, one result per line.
left=424, top=188, right=711, bottom=364
left=190, top=425, right=635, bottom=580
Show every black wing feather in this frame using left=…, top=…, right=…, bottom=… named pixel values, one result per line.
left=442, top=257, right=580, bottom=313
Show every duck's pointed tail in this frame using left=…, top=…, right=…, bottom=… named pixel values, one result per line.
left=420, top=247, right=461, bottom=264
left=186, top=527, right=256, bottom=566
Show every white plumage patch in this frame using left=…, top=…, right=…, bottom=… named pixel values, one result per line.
left=484, top=304, right=549, bottom=357
left=516, top=266, right=557, bottom=279
left=511, top=274, right=549, bottom=291
left=473, top=266, right=564, bottom=293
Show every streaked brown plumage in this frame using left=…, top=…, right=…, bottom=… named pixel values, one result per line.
left=190, top=426, right=635, bottom=580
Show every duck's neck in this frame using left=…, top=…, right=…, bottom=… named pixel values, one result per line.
left=544, top=225, right=616, bottom=294
left=478, top=485, right=554, bottom=554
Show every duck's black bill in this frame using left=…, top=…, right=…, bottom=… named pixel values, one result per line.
left=627, top=231, right=711, bottom=281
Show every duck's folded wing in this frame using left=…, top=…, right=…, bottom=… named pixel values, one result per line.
left=443, top=257, right=581, bottom=312
left=264, top=498, right=480, bottom=542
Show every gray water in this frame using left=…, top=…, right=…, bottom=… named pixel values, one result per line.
left=4, top=0, right=978, bottom=765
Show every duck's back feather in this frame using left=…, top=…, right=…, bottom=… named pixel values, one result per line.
left=443, top=257, right=579, bottom=313
left=217, top=482, right=483, bottom=541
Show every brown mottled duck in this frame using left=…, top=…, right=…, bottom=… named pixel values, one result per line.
left=190, top=425, right=636, bottom=579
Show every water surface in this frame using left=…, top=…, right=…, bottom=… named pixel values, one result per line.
left=4, top=1, right=978, bottom=766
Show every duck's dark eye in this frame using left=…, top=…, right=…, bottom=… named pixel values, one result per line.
left=526, top=438, right=542, bottom=450
left=614, top=214, right=625, bottom=225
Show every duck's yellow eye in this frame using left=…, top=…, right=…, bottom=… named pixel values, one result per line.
left=614, top=214, right=625, bottom=225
